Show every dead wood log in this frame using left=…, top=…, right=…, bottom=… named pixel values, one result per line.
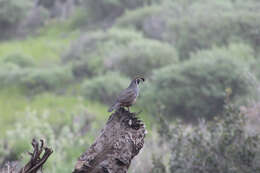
left=18, top=139, right=53, bottom=173
left=73, top=108, right=146, bottom=173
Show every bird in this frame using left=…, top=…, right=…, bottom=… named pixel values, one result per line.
left=108, top=76, right=145, bottom=112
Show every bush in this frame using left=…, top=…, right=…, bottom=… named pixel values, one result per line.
left=64, top=28, right=177, bottom=78
left=190, top=42, right=255, bottom=63
left=0, top=0, right=32, bottom=39
left=162, top=105, right=260, bottom=173
left=81, top=0, right=148, bottom=23
left=3, top=53, right=35, bottom=67
left=17, top=6, right=49, bottom=37
left=141, top=56, right=251, bottom=120
left=0, top=63, right=26, bottom=88
left=0, top=63, right=73, bottom=93
left=164, top=1, right=260, bottom=59
left=63, top=29, right=144, bottom=78
left=66, top=7, right=89, bottom=29
left=20, top=66, right=73, bottom=92
left=106, top=38, right=178, bottom=77
left=63, top=28, right=143, bottom=62
left=116, top=5, right=164, bottom=39
left=115, top=0, right=260, bottom=59
left=1, top=108, right=95, bottom=172
left=251, top=58, right=260, bottom=79
left=82, top=73, right=129, bottom=104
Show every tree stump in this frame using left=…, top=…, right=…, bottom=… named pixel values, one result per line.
left=73, top=108, right=146, bottom=173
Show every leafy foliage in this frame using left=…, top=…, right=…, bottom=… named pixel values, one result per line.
left=82, top=72, right=129, bottom=104
left=190, top=43, right=255, bottom=63
left=141, top=55, right=251, bottom=120
left=1, top=108, right=95, bottom=172
left=64, top=28, right=178, bottom=78
left=0, top=64, right=73, bottom=93
left=164, top=0, right=260, bottom=59
left=116, top=5, right=164, bottom=39
left=0, top=63, right=26, bottom=88
left=20, top=66, right=73, bottom=93
left=63, top=28, right=143, bottom=77
left=0, top=0, right=32, bottom=39
left=81, top=0, right=148, bottom=23
left=164, top=105, right=260, bottom=173
left=106, top=38, right=178, bottom=77
left=3, top=53, right=35, bottom=67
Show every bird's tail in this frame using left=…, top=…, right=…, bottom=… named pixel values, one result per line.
left=108, top=102, right=120, bottom=112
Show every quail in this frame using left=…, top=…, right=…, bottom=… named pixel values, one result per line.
left=108, top=77, right=145, bottom=112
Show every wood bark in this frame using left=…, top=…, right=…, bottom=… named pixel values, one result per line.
left=19, top=139, right=53, bottom=173
left=73, top=108, right=146, bottom=173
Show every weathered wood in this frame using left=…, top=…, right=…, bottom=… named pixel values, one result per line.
left=73, top=108, right=146, bottom=173
left=19, top=139, right=53, bottom=173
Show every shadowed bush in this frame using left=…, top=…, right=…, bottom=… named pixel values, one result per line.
left=81, top=0, right=148, bottom=23
left=0, top=0, right=32, bottom=39
left=162, top=105, right=260, bottom=173
left=164, top=1, right=260, bottom=59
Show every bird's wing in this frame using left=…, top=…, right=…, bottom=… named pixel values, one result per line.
left=117, top=88, right=136, bottom=104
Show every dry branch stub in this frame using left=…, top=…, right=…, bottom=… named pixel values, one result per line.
left=73, top=108, right=146, bottom=173
left=19, top=138, right=53, bottom=173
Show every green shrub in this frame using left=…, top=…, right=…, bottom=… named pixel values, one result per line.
left=64, top=28, right=177, bottom=78
left=0, top=64, right=73, bottom=92
left=1, top=108, right=94, bottom=172
left=141, top=56, right=251, bottom=120
left=106, top=38, right=178, bottom=77
left=115, top=0, right=260, bottom=59
left=62, top=29, right=142, bottom=78
left=0, top=63, right=26, bottom=88
left=17, top=6, right=49, bottom=37
left=161, top=105, right=260, bottom=173
left=66, top=7, right=89, bottom=29
left=116, top=5, right=162, bottom=28
left=63, top=28, right=143, bottom=62
left=82, top=73, right=129, bottom=104
left=3, top=53, right=35, bottom=67
left=190, top=42, right=255, bottom=63
left=20, top=66, right=73, bottom=92
left=116, top=5, right=165, bottom=40
left=251, top=58, right=260, bottom=80
left=164, top=1, right=260, bottom=59
left=0, top=0, right=32, bottom=39
left=81, top=0, right=148, bottom=23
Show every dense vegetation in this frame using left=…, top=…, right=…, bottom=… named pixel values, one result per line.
left=0, top=0, right=260, bottom=172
